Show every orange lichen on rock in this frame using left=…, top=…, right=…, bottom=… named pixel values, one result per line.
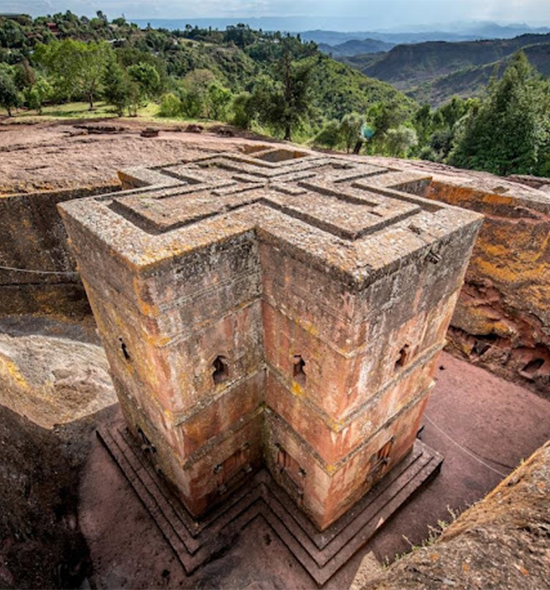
left=421, top=179, right=550, bottom=396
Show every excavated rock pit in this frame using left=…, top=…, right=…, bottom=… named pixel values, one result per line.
left=0, top=120, right=549, bottom=589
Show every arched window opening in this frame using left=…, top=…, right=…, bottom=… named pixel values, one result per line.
left=212, top=355, right=229, bottom=384
left=119, top=337, right=131, bottom=361
left=293, top=355, right=306, bottom=386
left=395, top=344, right=410, bottom=370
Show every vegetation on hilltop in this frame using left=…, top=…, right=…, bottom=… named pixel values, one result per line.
left=1, top=12, right=549, bottom=176
left=318, top=38, right=394, bottom=58
left=450, top=53, right=550, bottom=176
left=0, top=12, right=414, bottom=142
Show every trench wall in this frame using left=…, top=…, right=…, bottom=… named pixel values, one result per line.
left=0, top=184, right=119, bottom=318
left=420, top=179, right=550, bottom=397
left=3, top=171, right=550, bottom=399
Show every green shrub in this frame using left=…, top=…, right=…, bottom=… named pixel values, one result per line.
left=231, top=91, right=253, bottom=129
left=159, top=92, right=182, bottom=117
left=313, top=119, right=342, bottom=149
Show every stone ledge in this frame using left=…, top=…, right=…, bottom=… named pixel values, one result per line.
left=97, top=420, right=443, bottom=586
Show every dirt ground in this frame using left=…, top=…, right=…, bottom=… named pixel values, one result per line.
left=0, top=403, right=89, bottom=590
left=0, top=395, right=119, bottom=590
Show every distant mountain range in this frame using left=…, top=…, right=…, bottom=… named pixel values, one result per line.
left=335, top=33, right=550, bottom=106
left=318, top=39, right=395, bottom=57
left=131, top=19, right=550, bottom=44
left=309, top=22, right=550, bottom=55
left=412, top=42, right=550, bottom=105
left=129, top=18, right=550, bottom=107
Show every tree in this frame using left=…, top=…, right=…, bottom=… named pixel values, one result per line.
left=429, top=128, right=455, bottom=160
left=279, top=54, right=313, bottom=141
left=179, top=69, right=216, bottom=118
left=231, top=91, right=253, bottom=129
left=224, top=24, right=255, bottom=49
left=184, top=69, right=216, bottom=90
left=13, top=60, right=36, bottom=91
left=125, top=80, right=141, bottom=117
left=248, top=74, right=280, bottom=130
left=127, top=62, right=162, bottom=103
left=385, top=125, right=418, bottom=157
left=0, top=64, right=19, bottom=116
left=434, top=96, right=469, bottom=130
left=413, top=104, right=432, bottom=146
left=313, top=119, right=342, bottom=149
left=206, top=82, right=232, bottom=120
left=159, top=92, right=182, bottom=117
left=450, top=52, right=550, bottom=175
left=250, top=54, right=314, bottom=141
left=102, top=55, right=132, bottom=116
left=180, top=89, right=204, bottom=118
left=412, top=97, right=479, bottom=162
left=35, top=39, right=110, bottom=108
left=24, top=78, right=52, bottom=114
left=340, top=112, right=365, bottom=153
left=366, top=99, right=409, bottom=154
left=79, top=42, right=112, bottom=108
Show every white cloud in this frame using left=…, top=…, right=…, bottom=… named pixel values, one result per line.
left=6, top=0, right=550, bottom=26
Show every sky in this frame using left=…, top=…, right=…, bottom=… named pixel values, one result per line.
left=4, top=0, right=550, bottom=28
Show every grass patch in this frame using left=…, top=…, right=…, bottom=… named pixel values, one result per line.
left=383, top=506, right=462, bottom=568
left=1, top=101, right=226, bottom=128
left=1, top=101, right=119, bottom=121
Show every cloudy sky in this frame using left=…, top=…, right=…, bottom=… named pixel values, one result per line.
left=4, top=0, right=550, bottom=27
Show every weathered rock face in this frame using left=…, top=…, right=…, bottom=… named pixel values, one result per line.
left=0, top=330, right=116, bottom=429
left=59, top=149, right=481, bottom=531
left=0, top=185, right=118, bottom=319
left=0, top=404, right=93, bottom=589
left=422, top=178, right=550, bottom=397
left=361, top=440, right=550, bottom=590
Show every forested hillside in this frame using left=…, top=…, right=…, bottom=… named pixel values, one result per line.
left=319, top=39, right=394, bottom=57
left=0, top=12, right=414, bottom=137
left=409, top=42, right=550, bottom=105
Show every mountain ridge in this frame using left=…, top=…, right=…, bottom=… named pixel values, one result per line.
left=318, top=39, right=395, bottom=57
left=339, top=32, right=550, bottom=105
left=130, top=19, right=550, bottom=45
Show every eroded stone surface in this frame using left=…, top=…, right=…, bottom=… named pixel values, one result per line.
left=59, top=148, right=482, bottom=531
left=0, top=331, right=115, bottom=428
left=360, top=441, right=550, bottom=590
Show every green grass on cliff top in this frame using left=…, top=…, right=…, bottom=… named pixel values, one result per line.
left=0, top=101, right=213, bottom=126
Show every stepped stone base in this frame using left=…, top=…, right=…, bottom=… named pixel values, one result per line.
left=97, top=420, right=443, bottom=586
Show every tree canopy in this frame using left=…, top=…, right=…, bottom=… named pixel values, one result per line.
left=450, top=52, right=550, bottom=175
